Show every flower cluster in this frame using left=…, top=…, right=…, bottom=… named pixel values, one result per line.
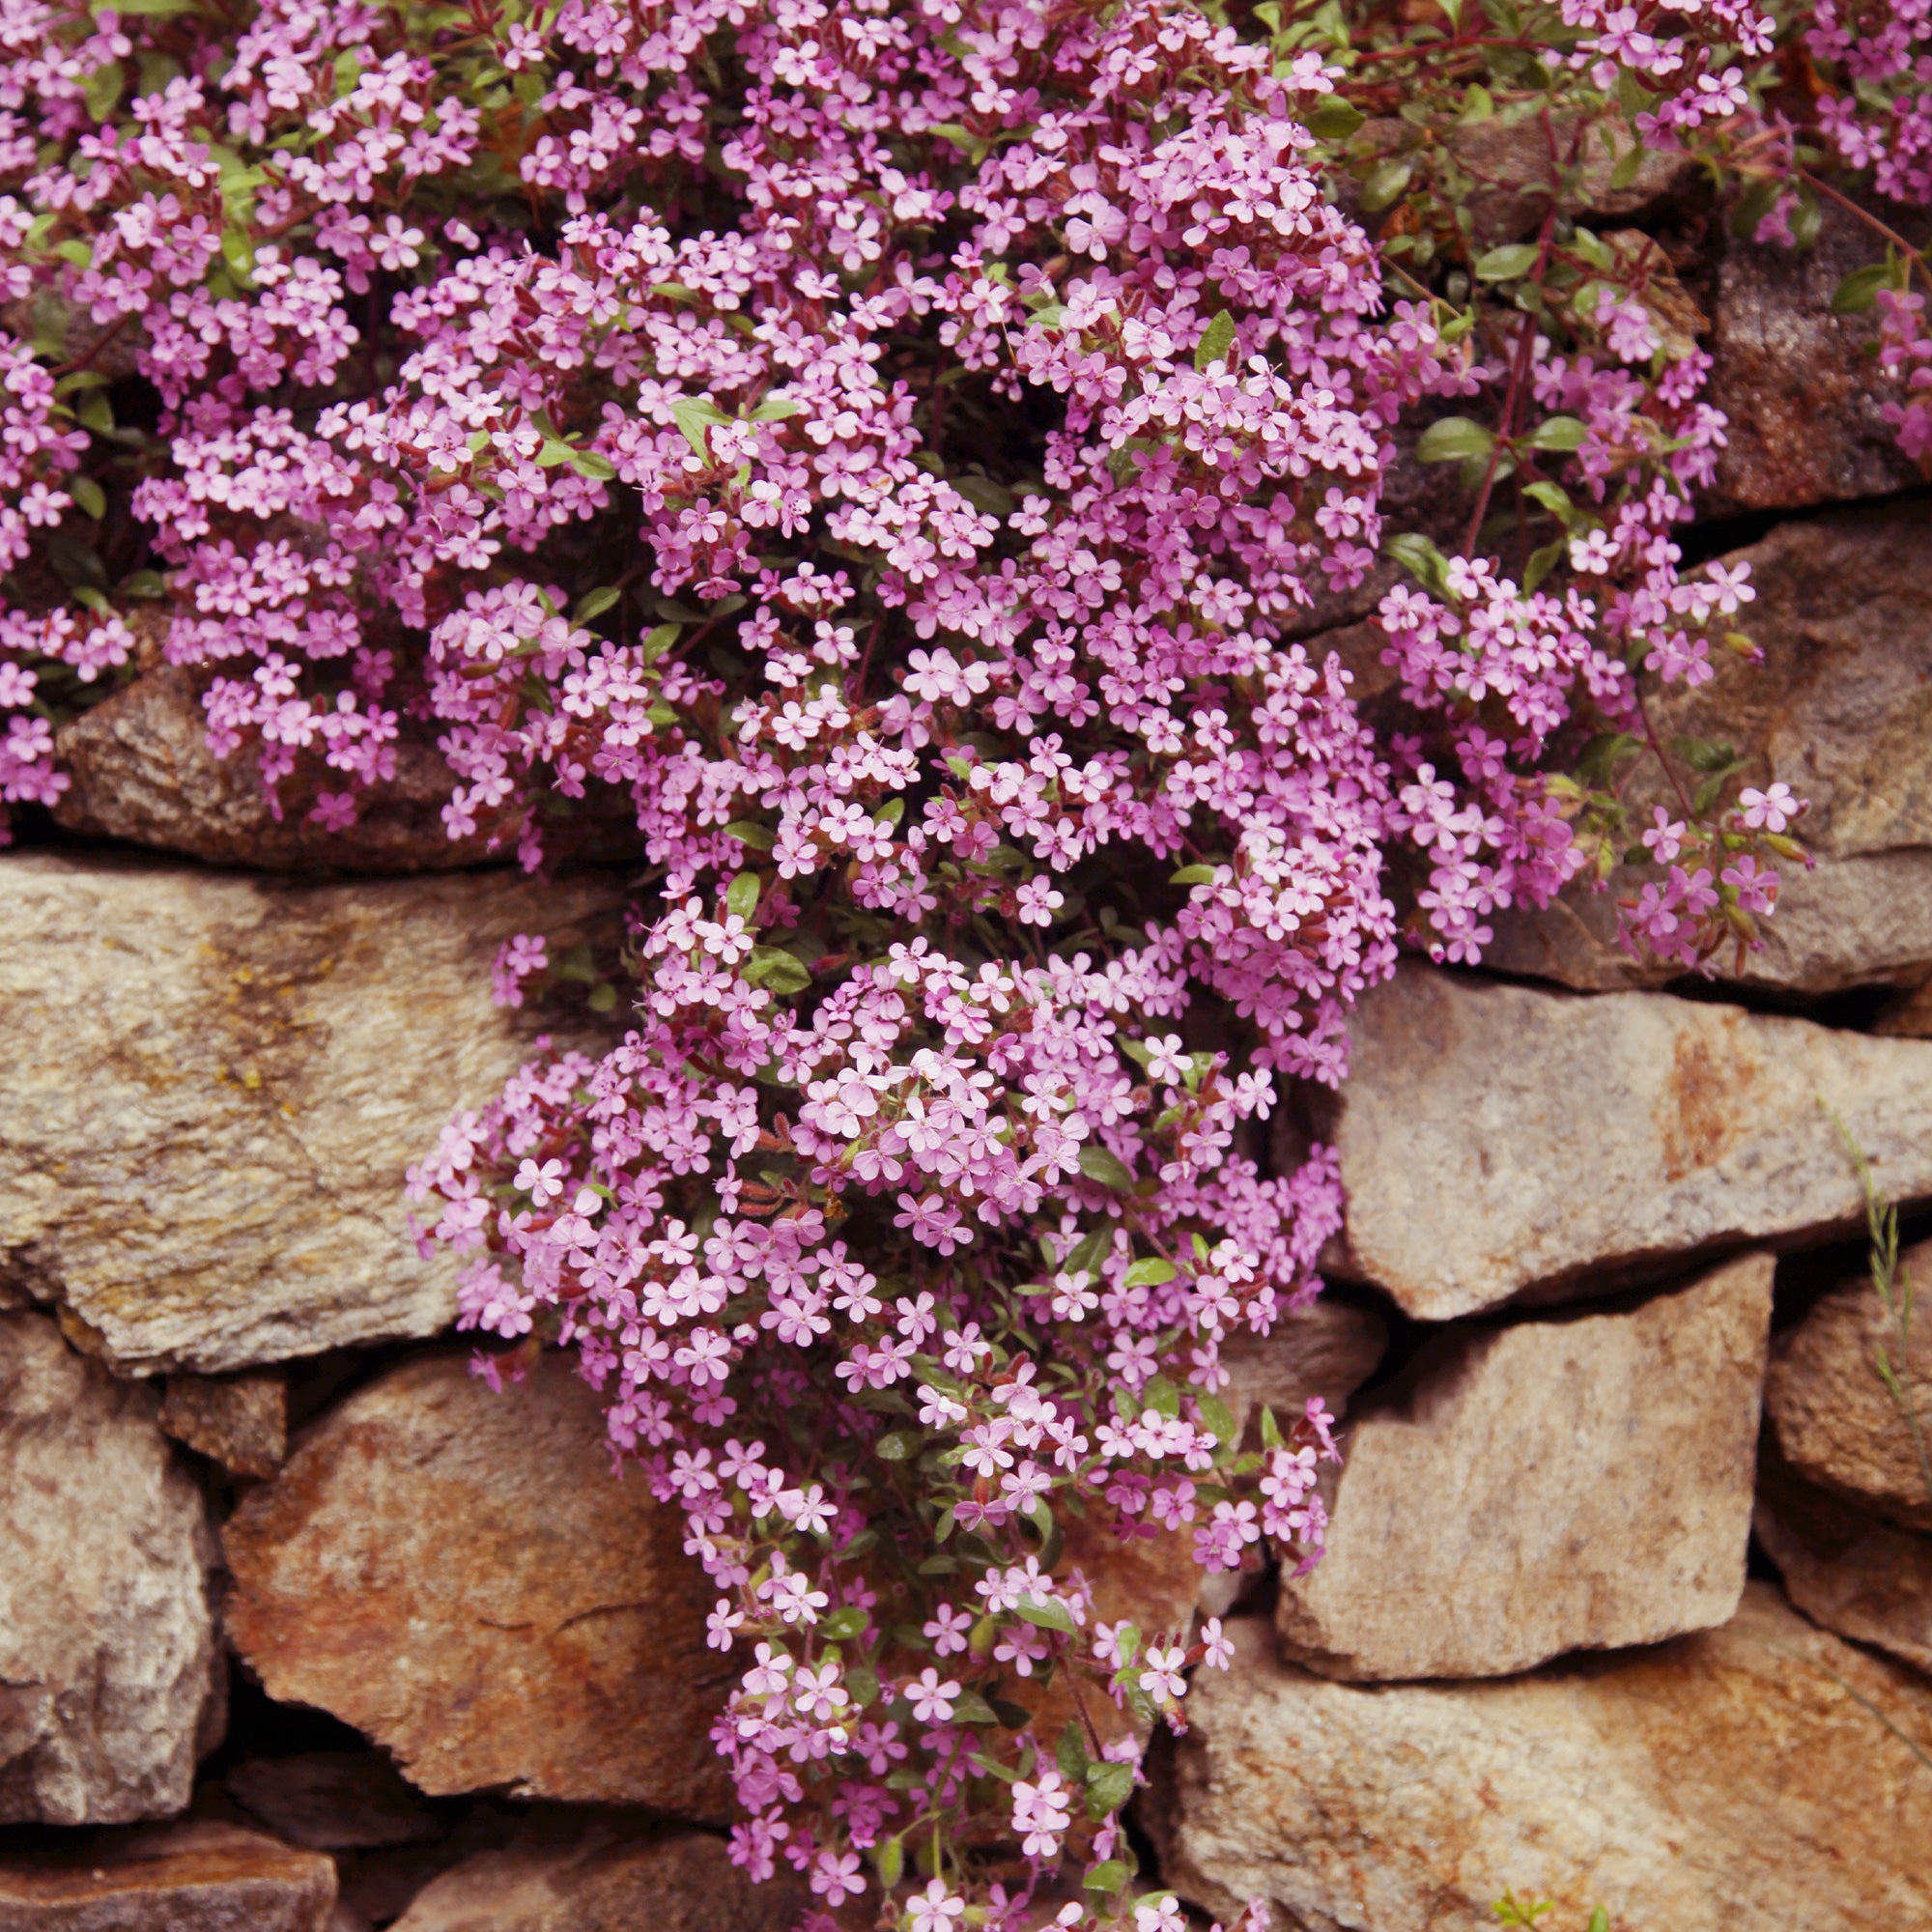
left=0, top=0, right=1904, bottom=1925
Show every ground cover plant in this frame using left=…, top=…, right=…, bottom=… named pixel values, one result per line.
left=3, top=0, right=1927, bottom=1922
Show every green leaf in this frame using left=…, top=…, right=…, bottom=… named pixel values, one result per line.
left=819, top=1605, right=868, bottom=1640
left=671, top=395, right=730, bottom=459
left=1675, top=736, right=1740, bottom=775
left=725, top=819, right=775, bottom=850
left=874, top=1836, right=903, bottom=1889
left=1085, top=1762, right=1135, bottom=1819
left=1386, top=529, right=1451, bottom=596
left=1122, top=1257, right=1177, bottom=1287
left=1358, top=158, right=1412, bottom=212
left=1083, top=1858, right=1130, bottom=1893
left=1474, top=242, right=1541, bottom=282
left=1832, top=262, right=1891, bottom=316
left=725, top=871, right=762, bottom=922
left=988, top=1694, right=1034, bottom=1730
left=1522, top=479, right=1576, bottom=525
left=586, top=981, right=618, bottom=1014
left=639, top=622, right=680, bottom=664
left=1306, top=95, right=1364, bottom=140
left=1140, top=1376, right=1181, bottom=1420
left=83, top=58, right=124, bottom=122
left=1194, top=309, right=1237, bottom=372
left=1417, top=416, right=1494, bottom=464
left=1169, top=863, right=1216, bottom=885
left=751, top=395, right=803, bottom=420
left=1057, top=1720, right=1092, bottom=1783
left=1017, top=1594, right=1078, bottom=1634
left=1197, top=1391, right=1236, bottom=1447
left=119, top=569, right=167, bottom=599
left=969, top=1751, right=1021, bottom=1784
left=1077, top=1146, right=1136, bottom=1190
left=569, top=448, right=616, bottom=482
left=1525, top=414, right=1588, bottom=453
left=67, top=475, right=105, bottom=520
left=876, top=1429, right=920, bottom=1461
left=573, top=585, right=622, bottom=625
left=1522, top=540, right=1566, bottom=593
left=745, top=947, right=811, bottom=995
left=845, top=1663, right=879, bottom=1709
left=1111, top=1622, right=1141, bottom=1664
left=1258, top=1404, right=1284, bottom=1451
left=949, top=1689, right=999, bottom=1725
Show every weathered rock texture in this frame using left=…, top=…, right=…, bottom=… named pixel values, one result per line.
left=1708, top=203, right=1926, bottom=513
left=1163, top=1586, right=1932, bottom=1932
left=51, top=666, right=501, bottom=873
left=159, top=1371, right=288, bottom=1477
left=222, top=1350, right=731, bottom=1813
left=0, top=1820, right=337, bottom=1931
left=1756, top=1454, right=1932, bottom=1676
left=1220, top=1298, right=1386, bottom=1440
left=1326, top=962, right=1932, bottom=1318
left=1486, top=501, right=1932, bottom=994
left=1765, top=1247, right=1932, bottom=1529
left=389, top=1821, right=803, bottom=1932
left=0, top=1314, right=220, bottom=1825
left=0, top=856, right=620, bottom=1374
left=1276, top=1255, right=1773, bottom=1680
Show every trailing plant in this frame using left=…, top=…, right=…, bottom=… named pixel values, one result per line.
left=18, top=0, right=1932, bottom=1925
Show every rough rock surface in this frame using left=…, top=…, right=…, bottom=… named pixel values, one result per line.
left=389, top=1821, right=803, bottom=1932
left=1765, top=1248, right=1932, bottom=1529
left=222, top=1350, right=731, bottom=1813
left=1485, top=501, right=1932, bottom=994
left=1220, top=1298, right=1386, bottom=1440
left=1756, top=1454, right=1932, bottom=1676
left=0, top=1820, right=337, bottom=1931
left=0, top=856, right=621, bottom=1374
left=1324, top=962, right=1932, bottom=1318
left=225, top=1752, right=441, bottom=1851
left=1707, top=202, right=1925, bottom=513
left=159, top=1371, right=288, bottom=1476
left=1162, top=1586, right=1932, bottom=1932
left=51, top=666, right=503, bottom=874
left=0, top=1313, right=220, bottom=1825
left=1276, top=1256, right=1773, bottom=1680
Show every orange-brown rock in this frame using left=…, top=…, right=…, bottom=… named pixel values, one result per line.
left=222, top=1350, right=732, bottom=1815
left=1161, top=1586, right=1932, bottom=1932
left=0, top=1820, right=335, bottom=1932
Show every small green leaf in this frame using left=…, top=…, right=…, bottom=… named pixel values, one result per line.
left=1111, top=1622, right=1141, bottom=1664
left=725, top=871, right=762, bottom=922
left=569, top=448, right=616, bottom=482
left=1675, top=736, right=1740, bottom=775
left=1474, top=242, right=1541, bottom=282
left=68, top=475, right=105, bottom=520
left=819, top=1605, right=868, bottom=1640
left=639, top=622, right=680, bottom=664
left=874, top=1836, right=903, bottom=1889
left=586, top=981, right=619, bottom=1014
left=1417, top=416, right=1494, bottom=464
left=1122, top=1257, right=1177, bottom=1287
left=876, top=1429, right=920, bottom=1461
left=1386, top=529, right=1451, bottom=596
left=83, top=58, right=124, bottom=123
left=1077, top=1146, right=1136, bottom=1190
left=671, top=395, right=730, bottom=459
left=725, top=819, right=775, bottom=850
left=1831, top=262, right=1890, bottom=316
left=1522, top=479, right=1576, bottom=525
left=573, top=585, right=622, bottom=626
left=1306, top=94, right=1365, bottom=140
left=1194, top=309, right=1237, bottom=372
left=1140, top=1376, right=1181, bottom=1420
left=1358, top=157, right=1412, bottom=212
left=1522, top=539, right=1566, bottom=592
left=744, top=947, right=811, bottom=995
left=751, top=395, right=803, bottom=420
left=1084, top=1762, right=1135, bottom=1819
left=1057, top=1720, right=1092, bottom=1783
left=1169, top=863, right=1217, bottom=885
left=1083, top=1858, right=1130, bottom=1892
left=969, top=1751, right=1021, bottom=1784
left=1197, top=1391, right=1236, bottom=1447
left=1017, top=1594, right=1077, bottom=1634
left=950, top=1689, right=999, bottom=1726
left=1258, top=1404, right=1284, bottom=1451
left=845, top=1664, right=879, bottom=1709
left=1525, top=414, right=1588, bottom=453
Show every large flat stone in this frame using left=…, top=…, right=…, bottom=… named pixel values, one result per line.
left=0, top=1820, right=336, bottom=1931
left=1756, top=1453, right=1932, bottom=1677
left=1765, top=1246, right=1932, bottom=1530
left=389, top=1821, right=802, bottom=1932
left=1325, top=963, right=1932, bottom=1318
left=51, top=665, right=502, bottom=874
left=1161, top=1585, right=1932, bottom=1932
left=1485, top=500, right=1932, bottom=995
left=222, top=1350, right=731, bottom=1813
left=1276, top=1255, right=1772, bottom=1680
left=0, top=856, right=620, bottom=1374
left=0, top=1313, right=220, bottom=1824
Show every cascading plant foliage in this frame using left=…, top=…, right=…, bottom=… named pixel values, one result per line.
left=1, top=0, right=1922, bottom=1922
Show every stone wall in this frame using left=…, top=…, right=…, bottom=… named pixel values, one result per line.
left=5, top=221, right=1932, bottom=1932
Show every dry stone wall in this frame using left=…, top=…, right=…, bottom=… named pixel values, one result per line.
left=4, top=214, right=1932, bottom=1932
